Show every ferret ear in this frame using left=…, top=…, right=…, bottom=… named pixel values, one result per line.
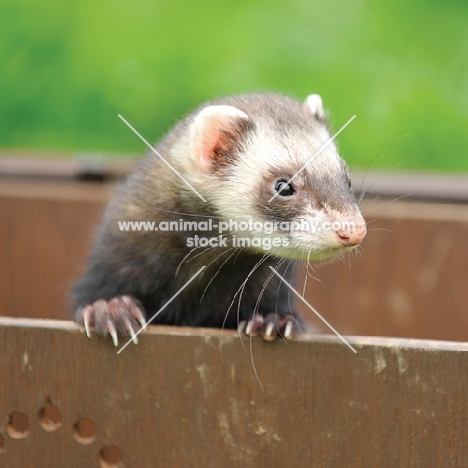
left=305, top=94, right=325, bottom=120
left=191, top=105, right=253, bottom=171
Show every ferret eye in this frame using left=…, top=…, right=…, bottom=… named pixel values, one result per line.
left=274, top=179, right=295, bottom=197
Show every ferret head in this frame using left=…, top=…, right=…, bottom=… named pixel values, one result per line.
left=184, top=93, right=366, bottom=260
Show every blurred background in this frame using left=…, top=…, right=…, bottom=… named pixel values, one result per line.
left=1, top=0, right=468, bottom=171
left=1, top=0, right=467, bottom=340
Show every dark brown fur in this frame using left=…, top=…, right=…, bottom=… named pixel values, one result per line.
left=72, top=93, right=359, bottom=339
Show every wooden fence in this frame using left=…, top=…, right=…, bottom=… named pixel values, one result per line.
left=1, top=159, right=467, bottom=466
left=1, top=318, right=468, bottom=467
left=1, top=176, right=467, bottom=340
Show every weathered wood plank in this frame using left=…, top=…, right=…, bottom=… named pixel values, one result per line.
left=2, top=179, right=467, bottom=342
left=2, top=157, right=468, bottom=202
left=0, top=319, right=467, bottom=467
left=304, top=215, right=468, bottom=340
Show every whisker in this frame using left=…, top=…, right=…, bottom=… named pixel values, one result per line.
left=271, top=260, right=302, bottom=332
left=185, top=244, right=221, bottom=264
left=200, top=248, right=237, bottom=303
left=250, top=264, right=280, bottom=343
left=367, top=228, right=395, bottom=234
left=236, top=255, right=272, bottom=333
left=131, top=202, right=222, bottom=219
left=354, top=152, right=382, bottom=204
left=365, top=217, right=395, bottom=225
left=175, top=235, right=238, bottom=276
left=363, top=194, right=412, bottom=218
left=274, top=258, right=287, bottom=318
left=357, top=163, right=403, bottom=206
left=302, top=251, right=311, bottom=297
left=286, top=260, right=297, bottom=316
left=222, top=254, right=269, bottom=333
left=356, top=246, right=364, bottom=260
left=175, top=246, right=205, bottom=277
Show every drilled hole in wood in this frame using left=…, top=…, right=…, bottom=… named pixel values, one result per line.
left=0, top=433, right=5, bottom=453
left=39, top=404, right=62, bottom=432
left=99, top=445, right=122, bottom=468
left=6, top=413, right=30, bottom=439
left=73, top=418, right=97, bottom=444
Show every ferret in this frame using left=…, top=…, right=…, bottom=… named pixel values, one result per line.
left=72, top=92, right=366, bottom=345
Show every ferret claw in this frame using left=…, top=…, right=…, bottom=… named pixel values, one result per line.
left=126, top=321, right=139, bottom=345
left=240, top=314, right=299, bottom=342
left=107, top=321, right=119, bottom=347
left=283, top=320, right=294, bottom=340
left=237, top=321, right=246, bottom=333
left=84, top=321, right=91, bottom=339
left=82, top=306, right=92, bottom=339
left=262, top=321, right=277, bottom=342
left=122, top=295, right=146, bottom=327
left=242, top=316, right=264, bottom=337
left=75, top=295, right=146, bottom=346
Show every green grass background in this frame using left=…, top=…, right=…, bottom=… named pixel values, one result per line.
left=1, top=0, right=467, bottom=171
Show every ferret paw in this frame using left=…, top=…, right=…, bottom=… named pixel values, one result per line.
left=238, top=314, right=298, bottom=342
left=75, top=295, right=146, bottom=346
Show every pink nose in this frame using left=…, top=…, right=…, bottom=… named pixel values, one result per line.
left=335, top=221, right=367, bottom=246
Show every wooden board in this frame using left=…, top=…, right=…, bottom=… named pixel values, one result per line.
left=0, top=181, right=109, bottom=320
left=1, top=178, right=467, bottom=342
left=0, top=318, right=467, bottom=467
left=303, top=214, right=468, bottom=340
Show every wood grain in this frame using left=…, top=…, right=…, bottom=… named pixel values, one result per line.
left=0, top=319, right=467, bottom=467
left=1, top=179, right=467, bottom=342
